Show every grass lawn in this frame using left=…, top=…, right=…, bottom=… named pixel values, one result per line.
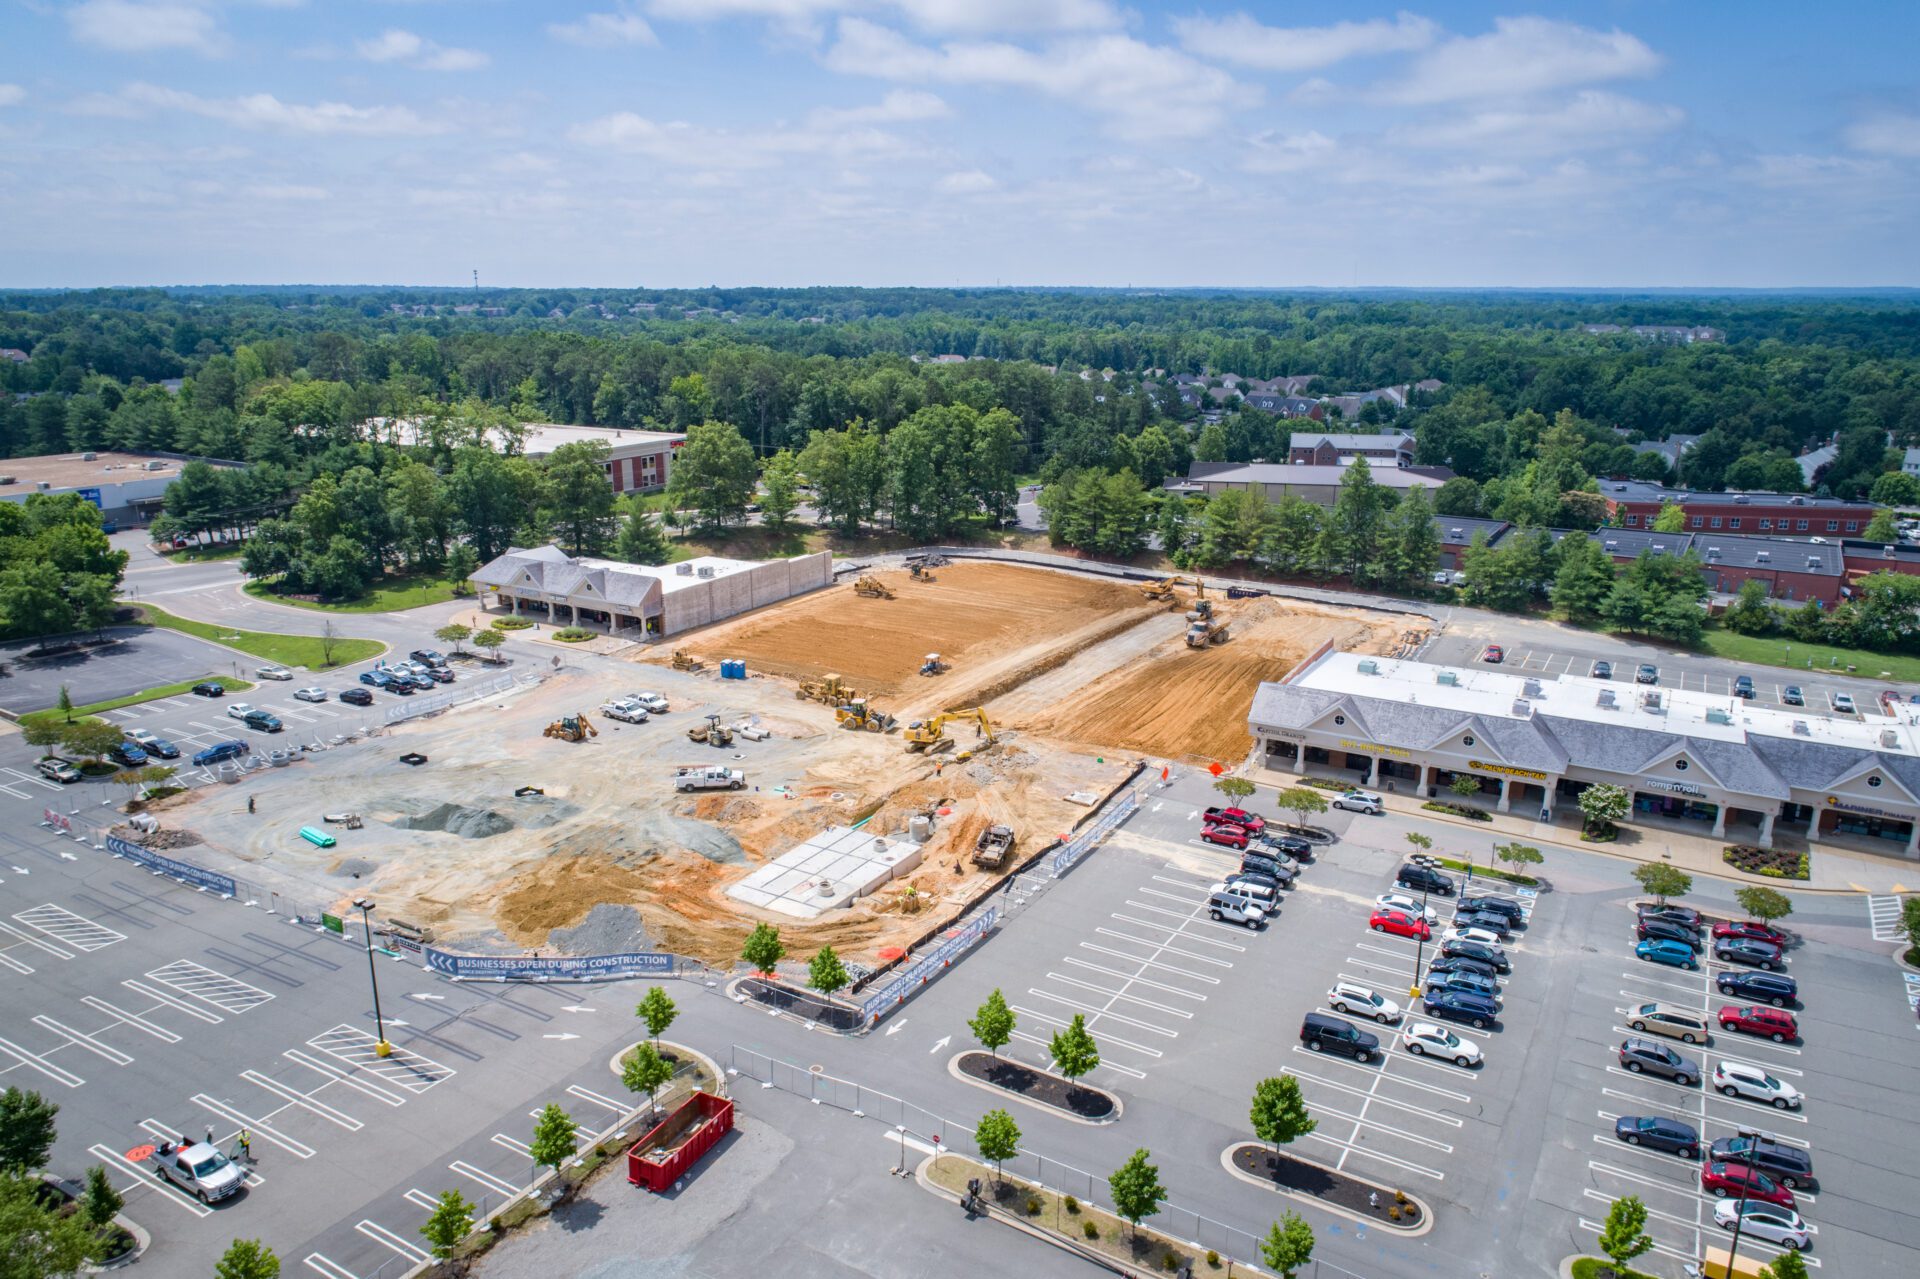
left=18, top=674, right=253, bottom=730
left=243, top=571, right=465, bottom=614
left=130, top=603, right=385, bottom=669
left=1699, top=625, right=1920, bottom=684
left=161, top=544, right=245, bottom=563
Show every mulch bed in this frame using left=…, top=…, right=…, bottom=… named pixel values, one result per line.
left=738, top=976, right=864, bottom=1032
left=1722, top=844, right=1809, bottom=880
left=1229, top=1143, right=1423, bottom=1230
left=955, top=1051, right=1116, bottom=1120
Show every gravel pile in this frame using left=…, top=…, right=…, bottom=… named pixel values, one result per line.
left=330, top=857, right=380, bottom=879
left=549, top=903, right=652, bottom=956
left=511, top=793, right=582, bottom=830
left=391, top=802, right=515, bottom=839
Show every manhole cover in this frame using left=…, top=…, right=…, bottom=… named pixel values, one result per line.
left=809, top=1064, right=824, bottom=1075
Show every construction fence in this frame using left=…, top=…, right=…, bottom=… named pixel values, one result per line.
left=383, top=669, right=532, bottom=722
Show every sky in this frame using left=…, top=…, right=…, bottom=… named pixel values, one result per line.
left=3, top=1, right=1919, bottom=289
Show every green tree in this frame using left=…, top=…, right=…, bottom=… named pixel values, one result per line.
left=540, top=440, right=619, bottom=556
left=616, top=500, right=673, bottom=565
left=1272, top=786, right=1327, bottom=828
left=968, top=989, right=1016, bottom=1058
left=448, top=447, right=542, bottom=564
left=1318, top=456, right=1388, bottom=581
left=1596, top=1194, right=1653, bottom=1269
left=1651, top=502, right=1687, bottom=533
left=528, top=1103, right=579, bottom=1175
left=1578, top=783, right=1630, bottom=837
left=1450, top=774, right=1482, bottom=800
left=1248, top=1075, right=1317, bottom=1154
left=741, top=922, right=785, bottom=974
left=973, top=1108, right=1021, bottom=1188
left=1106, top=1148, right=1167, bottom=1244
left=1259, top=1211, right=1315, bottom=1279
left=1405, top=830, right=1433, bottom=856
left=56, top=685, right=73, bottom=724
left=1494, top=842, right=1544, bottom=876
left=808, top=945, right=850, bottom=998
left=469, top=627, right=505, bottom=662
left=1724, top=578, right=1777, bottom=636
left=1863, top=508, right=1900, bottom=544
left=1212, top=776, right=1255, bottom=803
left=1047, top=1013, right=1100, bottom=1082
left=1903, top=896, right=1920, bottom=957
left=434, top=622, right=472, bottom=656
left=0, top=1087, right=57, bottom=1173
left=444, top=542, right=480, bottom=593
left=758, top=449, right=802, bottom=530
left=1552, top=534, right=1616, bottom=624
left=1633, top=862, right=1693, bottom=905
left=0, top=1172, right=101, bottom=1279
left=214, top=1238, right=281, bottom=1279
left=668, top=422, right=758, bottom=532
left=1735, top=885, right=1793, bottom=925
left=1381, top=483, right=1439, bottom=590
left=635, top=986, right=678, bottom=1044
left=1868, top=470, right=1920, bottom=507
left=799, top=423, right=886, bottom=534
left=80, top=1164, right=121, bottom=1230
left=621, top=1042, right=675, bottom=1117
left=1759, top=1249, right=1810, bottom=1279
left=418, top=1189, right=474, bottom=1262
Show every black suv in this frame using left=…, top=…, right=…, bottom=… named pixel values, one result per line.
left=1638, top=904, right=1701, bottom=929
left=1258, top=833, right=1313, bottom=860
left=1438, top=937, right=1510, bottom=972
left=1707, top=1136, right=1813, bottom=1190
left=1716, top=970, right=1797, bottom=1007
left=1300, top=1012, right=1379, bottom=1062
left=1618, top=1037, right=1699, bottom=1086
left=1462, top=895, right=1525, bottom=923
left=1396, top=864, right=1455, bottom=896
left=1637, top=918, right=1701, bottom=950
left=1239, top=852, right=1297, bottom=886
left=1733, top=675, right=1755, bottom=700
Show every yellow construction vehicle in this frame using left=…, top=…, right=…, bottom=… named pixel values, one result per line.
left=908, top=562, right=935, bottom=582
left=543, top=712, right=598, bottom=742
left=686, top=714, right=735, bottom=747
left=852, top=575, right=895, bottom=599
left=904, top=707, right=995, bottom=752
left=796, top=674, right=856, bottom=704
left=1139, top=575, right=1206, bottom=604
left=1185, top=615, right=1230, bottom=647
left=670, top=649, right=701, bottom=672
left=834, top=699, right=896, bottom=732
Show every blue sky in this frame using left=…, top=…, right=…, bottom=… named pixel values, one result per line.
left=3, top=2, right=1918, bottom=288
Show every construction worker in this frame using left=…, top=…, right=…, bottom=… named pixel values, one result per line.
left=247, top=794, right=255, bottom=814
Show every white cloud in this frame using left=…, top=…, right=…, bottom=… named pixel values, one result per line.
left=824, top=18, right=1251, bottom=140
left=1845, top=112, right=1920, bottom=158
left=0, top=85, right=25, bottom=107
left=548, top=7, right=658, bottom=47
left=809, top=89, right=948, bottom=126
left=116, top=83, right=449, bottom=135
left=67, top=1, right=227, bottom=56
left=1745, top=153, right=1887, bottom=188
left=356, top=29, right=489, bottom=71
left=569, top=106, right=914, bottom=169
left=936, top=168, right=995, bottom=193
left=1388, top=17, right=1661, bottom=104
left=247, top=183, right=327, bottom=201
left=1396, top=91, right=1683, bottom=155
left=641, top=0, right=1120, bottom=35
left=1241, top=129, right=1335, bottom=174
left=1174, top=11, right=1436, bottom=72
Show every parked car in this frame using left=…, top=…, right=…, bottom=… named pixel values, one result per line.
left=1256, top=833, right=1312, bottom=860
left=1400, top=1022, right=1480, bottom=1066
left=1438, top=938, right=1509, bottom=971
left=1713, top=1061, right=1801, bottom=1109
left=1716, top=1005, right=1797, bottom=1043
left=1396, top=863, right=1455, bottom=896
left=1374, top=892, right=1439, bottom=925
left=1430, top=570, right=1452, bottom=586
left=1614, top=1115, right=1699, bottom=1159
left=37, top=756, right=82, bottom=783
left=627, top=691, right=671, bottom=713
left=148, top=1140, right=244, bottom=1204
left=1370, top=909, right=1430, bottom=940
left=1481, top=644, right=1504, bottom=663
left=1733, top=674, right=1755, bottom=700
left=1422, top=990, right=1499, bottom=1030
left=1714, top=937, right=1784, bottom=970
left=191, top=681, right=226, bottom=698
left=1461, top=895, right=1525, bottom=923
left=1332, top=790, right=1383, bottom=815
left=255, top=665, right=294, bottom=681
left=192, top=740, right=249, bottom=766
left=1637, top=904, right=1702, bottom=929
left=1627, top=1002, right=1709, bottom=1044
left=293, top=687, right=328, bottom=703
left=1712, top=1200, right=1809, bottom=1252
left=1450, top=908, right=1512, bottom=938
left=243, top=710, right=283, bottom=733
left=1328, top=982, right=1400, bottom=1024
left=1237, top=852, right=1297, bottom=885
left=1716, top=970, right=1797, bottom=1007
left=1206, top=891, right=1266, bottom=929
left=126, top=729, right=179, bottom=759
left=360, top=670, right=394, bottom=688
left=1636, top=938, right=1699, bottom=971
left=339, top=687, right=373, bottom=706
left=1638, top=918, right=1702, bottom=950
left=1782, top=685, right=1804, bottom=707
left=1427, top=954, right=1500, bottom=981
left=1591, top=660, right=1612, bottom=679
left=1701, top=1161, right=1795, bottom=1209
left=1619, top=1037, right=1699, bottom=1086
left=1636, top=663, right=1659, bottom=684
left=226, top=702, right=258, bottom=720
left=1200, top=824, right=1248, bottom=851
left=1300, top=1012, right=1378, bottom=1061
left=1708, top=1136, right=1813, bottom=1190
left=108, top=741, right=150, bottom=767
left=409, top=649, right=447, bottom=667
left=1831, top=691, right=1856, bottom=713
left=1203, top=806, right=1266, bottom=833
left=1713, top=919, right=1787, bottom=946
left=1441, top=924, right=1503, bottom=947
left=1216, top=876, right=1279, bottom=910
left=600, top=699, right=650, bottom=724
left=1424, top=970, right=1500, bottom=1002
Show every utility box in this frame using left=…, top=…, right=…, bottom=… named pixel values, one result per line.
left=626, top=1091, right=734, bottom=1192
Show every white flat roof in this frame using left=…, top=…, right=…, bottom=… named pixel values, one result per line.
left=575, top=554, right=759, bottom=595
left=1293, top=650, right=1920, bottom=756
left=727, top=825, right=923, bottom=919
left=517, top=423, right=682, bottom=456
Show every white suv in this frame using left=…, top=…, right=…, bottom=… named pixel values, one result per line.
left=1328, top=981, right=1400, bottom=1024
left=1332, top=790, right=1383, bottom=814
left=1713, top=1060, right=1802, bottom=1109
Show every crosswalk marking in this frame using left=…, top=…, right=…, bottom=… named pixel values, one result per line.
left=146, top=960, right=276, bottom=1014
left=1868, top=894, right=1907, bottom=942
left=15, top=904, right=127, bottom=952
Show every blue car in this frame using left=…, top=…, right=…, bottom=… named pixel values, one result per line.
left=1425, top=970, right=1501, bottom=1002
left=360, top=670, right=395, bottom=687
left=192, top=740, right=250, bottom=766
left=1636, top=938, right=1698, bottom=971
left=1615, top=1115, right=1699, bottom=1159
left=1422, top=990, right=1499, bottom=1030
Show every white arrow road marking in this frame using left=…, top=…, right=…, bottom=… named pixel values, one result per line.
left=543, top=1033, right=580, bottom=1041
left=408, top=992, right=445, bottom=1001
left=561, top=1005, right=595, bottom=1013
left=885, top=1020, right=909, bottom=1036
left=10, top=867, right=28, bottom=875
left=929, top=1035, right=950, bottom=1054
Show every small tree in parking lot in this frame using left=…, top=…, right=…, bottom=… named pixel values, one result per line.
left=1048, top=1014, right=1100, bottom=1082
left=1260, top=1211, right=1315, bottom=1279
left=1404, top=830, right=1433, bottom=858
left=80, top=1164, right=122, bottom=1230
left=1213, top=776, right=1255, bottom=803
left=1902, top=897, right=1920, bottom=963
left=1735, top=885, right=1793, bottom=926
left=1633, top=862, right=1692, bottom=906
left=529, top=1103, right=578, bottom=1176
left=1596, top=1194, right=1653, bottom=1270
left=1578, top=783, right=1630, bottom=838
left=1272, top=786, right=1327, bottom=828
left=1494, top=841, right=1544, bottom=879
left=1106, top=1149, right=1167, bottom=1245
left=808, top=945, right=849, bottom=999
left=741, top=923, right=785, bottom=975
left=435, top=622, right=473, bottom=656
left=973, top=1108, right=1021, bottom=1189
left=214, top=1239, right=280, bottom=1279
left=635, top=986, right=678, bottom=1045
left=621, top=1042, right=675, bottom=1118
left=0, top=1086, right=59, bottom=1173
left=1760, top=1247, right=1811, bottom=1279
left=470, top=627, right=505, bottom=662
left=60, top=718, right=122, bottom=765
left=56, top=685, right=73, bottom=723
left=419, top=1189, right=475, bottom=1262
left=968, top=989, right=1016, bottom=1058
left=1249, top=1075, right=1316, bottom=1156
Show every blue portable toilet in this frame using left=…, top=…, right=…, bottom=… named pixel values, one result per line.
left=721, top=659, right=747, bottom=680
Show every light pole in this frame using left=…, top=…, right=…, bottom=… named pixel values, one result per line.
left=1722, top=1124, right=1765, bottom=1277
left=353, top=898, right=392, bottom=1058
left=1409, top=878, right=1432, bottom=999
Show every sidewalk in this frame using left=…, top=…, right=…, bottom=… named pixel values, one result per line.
left=1246, top=763, right=1916, bottom=895
left=450, top=608, right=644, bottom=660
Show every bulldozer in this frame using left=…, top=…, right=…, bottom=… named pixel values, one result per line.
left=904, top=706, right=995, bottom=752
left=796, top=674, right=856, bottom=704
left=852, top=575, right=895, bottom=599
left=918, top=653, right=948, bottom=677
left=686, top=714, right=735, bottom=747
left=834, top=698, right=896, bottom=733
left=908, top=562, right=935, bottom=582
left=543, top=712, right=598, bottom=742
left=670, top=649, right=702, bottom=672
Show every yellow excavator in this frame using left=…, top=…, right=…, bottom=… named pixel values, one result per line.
left=543, top=712, right=598, bottom=742
left=904, top=707, right=995, bottom=752
left=834, top=698, right=896, bottom=732
left=1139, top=574, right=1207, bottom=604
left=853, top=575, right=895, bottom=599
left=796, top=674, right=857, bottom=704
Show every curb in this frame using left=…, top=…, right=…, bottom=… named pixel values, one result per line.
left=1217, top=1144, right=1435, bottom=1239
left=945, top=1052, right=1123, bottom=1127
left=606, top=1038, right=727, bottom=1100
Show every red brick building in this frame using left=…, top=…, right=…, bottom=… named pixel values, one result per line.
left=1602, top=482, right=1878, bottom=538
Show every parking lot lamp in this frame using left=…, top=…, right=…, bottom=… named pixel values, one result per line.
left=1409, top=879, right=1431, bottom=1000
left=352, top=898, right=392, bottom=1058
left=1723, top=1123, right=1763, bottom=1275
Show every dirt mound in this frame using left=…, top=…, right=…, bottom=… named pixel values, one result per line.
left=392, top=802, right=516, bottom=839
left=548, top=903, right=651, bottom=955
left=110, top=825, right=202, bottom=849
left=494, top=855, right=658, bottom=945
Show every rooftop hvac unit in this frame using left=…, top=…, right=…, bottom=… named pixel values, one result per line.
left=1882, top=730, right=1900, bottom=749
left=1523, top=678, right=1543, bottom=698
left=1597, top=689, right=1617, bottom=707
left=1706, top=547, right=1721, bottom=559
left=1449, top=527, right=1464, bottom=538
left=1790, top=495, right=1806, bottom=505
left=1604, top=540, right=1619, bottom=551
left=696, top=566, right=715, bottom=578
left=1642, top=690, right=1664, bottom=711
left=1436, top=670, right=1459, bottom=686
left=1792, top=719, right=1810, bottom=735
left=674, top=563, right=694, bottom=575
left=1733, top=494, right=1749, bottom=504
left=1756, top=551, right=1771, bottom=563
left=1807, top=557, right=1821, bottom=569
left=1885, top=546, right=1897, bottom=559
left=1511, top=698, right=1532, bottom=717
left=1357, top=659, right=1379, bottom=674
left=1706, top=708, right=1732, bottom=725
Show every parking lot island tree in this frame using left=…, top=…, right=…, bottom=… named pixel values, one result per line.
left=419, top=1189, right=475, bottom=1262
left=59, top=718, right=123, bottom=768
left=1249, top=1075, right=1317, bottom=1156
left=635, top=986, right=678, bottom=1045
left=968, top=989, right=1016, bottom=1058
left=1494, top=841, right=1545, bottom=878
left=1272, top=786, right=1328, bottom=829
left=741, top=923, right=785, bottom=976
left=1632, top=863, right=1693, bottom=907
left=80, top=1164, right=121, bottom=1231
left=1759, top=1248, right=1810, bottom=1279
left=1596, top=1194, right=1653, bottom=1271
left=1106, top=1148, right=1167, bottom=1245
left=622, top=1042, right=675, bottom=1119
left=0, top=1171, right=101, bottom=1277
left=1259, top=1211, right=1315, bottom=1279
left=0, top=1087, right=58, bottom=1174
left=434, top=622, right=473, bottom=656
left=1902, top=897, right=1920, bottom=965
left=1048, top=1013, right=1101, bottom=1083
left=973, top=1108, right=1020, bottom=1189
left=1578, top=783, right=1630, bottom=839
left=1212, top=776, right=1255, bottom=803
left=469, top=627, right=505, bottom=662
left=808, top=945, right=850, bottom=998
left=529, top=1103, right=579, bottom=1179
left=215, top=1238, right=281, bottom=1279
left=55, top=685, right=72, bottom=723
left=1734, top=886, right=1793, bottom=926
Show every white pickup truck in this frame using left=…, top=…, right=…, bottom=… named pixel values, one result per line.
left=148, top=1140, right=245, bottom=1203
left=674, top=765, right=746, bottom=792
left=600, top=698, right=650, bottom=724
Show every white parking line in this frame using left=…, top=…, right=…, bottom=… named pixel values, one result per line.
left=146, top=960, right=275, bottom=1014
left=1601, top=1066, right=1808, bottom=1124
left=308, top=1026, right=456, bottom=1094
left=492, top=1133, right=533, bottom=1157
left=1077, top=942, right=1222, bottom=982
left=304, top=1253, right=363, bottom=1279
left=83, top=996, right=181, bottom=1043
left=1022, top=991, right=1181, bottom=1038
left=192, top=1094, right=315, bottom=1158
left=1008, top=1005, right=1166, bottom=1057
left=283, top=1049, right=405, bottom=1106
left=32, top=1016, right=133, bottom=1065
left=241, top=1070, right=364, bottom=1130
left=450, top=1160, right=518, bottom=1196
left=1114, top=909, right=1248, bottom=947
left=0, top=1035, right=84, bottom=1087
left=356, top=1221, right=429, bottom=1264
left=1092, top=928, right=1235, bottom=967
left=1059, top=958, right=1209, bottom=1000
left=0, top=767, right=60, bottom=792
left=566, top=1084, right=628, bottom=1112
left=15, top=904, right=127, bottom=951
left=1290, top=1041, right=1473, bottom=1102
left=1040, top=973, right=1196, bottom=1017
left=0, top=919, right=74, bottom=960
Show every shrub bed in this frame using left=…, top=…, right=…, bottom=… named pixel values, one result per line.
left=1422, top=801, right=1490, bottom=821
left=1298, top=776, right=1359, bottom=792
left=1723, top=845, right=1809, bottom=880
left=1434, top=856, right=1537, bottom=887
left=553, top=627, right=596, bottom=642
left=492, top=616, right=535, bottom=630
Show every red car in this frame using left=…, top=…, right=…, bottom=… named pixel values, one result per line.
left=1717, top=1005, right=1798, bottom=1043
left=1200, top=824, right=1248, bottom=850
left=1712, top=920, right=1787, bottom=946
left=1203, top=806, right=1267, bottom=834
left=1701, top=1161, right=1794, bottom=1209
left=1481, top=645, right=1504, bottom=663
left=1369, top=909, right=1431, bottom=940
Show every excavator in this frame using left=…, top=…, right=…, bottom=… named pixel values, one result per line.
left=1139, top=574, right=1207, bottom=605
left=904, top=706, right=995, bottom=752
left=543, top=712, right=598, bottom=743
left=796, top=674, right=856, bottom=704
left=686, top=713, right=735, bottom=747
left=834, top=698, right=896, bottom=733
left=852, top=575, right=895, bottom=599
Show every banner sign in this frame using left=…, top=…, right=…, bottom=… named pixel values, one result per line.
left=1468, top=760, right=1548, bottom=782
left=42, top=809, right=72, bottom=834
left=861, top=907, right=997, bottom=1023
left=1825, top=796, right=1908, bottom=820
left=104, top=834, right=237, bottom=897
left=423, top=947, right=676, bottom=981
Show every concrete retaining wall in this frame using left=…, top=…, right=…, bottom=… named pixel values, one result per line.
left=659, top=551, right=834, bottom=636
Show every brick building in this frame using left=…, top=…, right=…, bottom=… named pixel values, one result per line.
left=1601, top=481, right=1878, bottom=538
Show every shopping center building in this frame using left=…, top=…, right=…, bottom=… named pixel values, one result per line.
left=1249, top=645, right=1920, bottom=857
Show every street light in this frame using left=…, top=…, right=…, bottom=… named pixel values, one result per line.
left=1409, top=877, right=1431, bottom=1000
left=352, top=898, right=392, bottom=1058
left=1722, top=1124, right=1766, bottom=1277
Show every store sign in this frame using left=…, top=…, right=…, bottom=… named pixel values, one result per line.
left=1642, top=780, right=1706, bottom=799
left=1825, top=796, right=1910, bottom=820
left=1468, top=760, right=1547, bottom=782
left=1271, top=731, right=1306, bottom=742
left=1338, top=738, right=1412, bottom=759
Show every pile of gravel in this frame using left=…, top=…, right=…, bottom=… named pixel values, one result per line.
left=512, top=793, right=582, bottom=830
left=549, top=903, right=652, bottom=956
left=330, top=857, right=380, bottom=879
left=646, top=811, right=746, bottom=865
left=391, top=802, right=515, bottom=839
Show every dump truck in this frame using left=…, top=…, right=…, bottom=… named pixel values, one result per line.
left=852, top=575, right=894, bottom=599
left=972, top=824, right=1015, bottom=870
left=544, top=712, right=598, bottom=742
left=904, top=707, right=995, bottom=751
left=1186, top=616, right=1229, bottom=647
left=674, top=764, right=746, bottom=792
left=835, top=699, right=895, bottom=732
left=686, top=714, right=735, bottom=747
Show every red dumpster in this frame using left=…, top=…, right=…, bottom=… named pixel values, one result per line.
left=626, top=1091, right=734, bottom=1192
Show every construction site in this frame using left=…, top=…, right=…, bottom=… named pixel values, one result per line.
left=146, top=561, right=1418, bottom=968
